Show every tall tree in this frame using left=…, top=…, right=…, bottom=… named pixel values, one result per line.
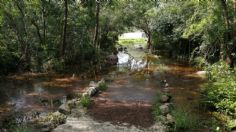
left=93, top=0, right=100, bottom=48
left=60, top=0, right=68, bottom=57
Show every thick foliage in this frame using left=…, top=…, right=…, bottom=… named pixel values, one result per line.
left=202, top=62, right=236, bottom=116
left=202, top=62, right=236, bottom=130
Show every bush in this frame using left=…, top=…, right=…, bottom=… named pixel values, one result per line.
left=202, top=62, right=236, bottom=130
left=171, top=108, right=197, bottom=130
left=0, top=48, right=19, bottom=74
left=98, top=82, right=108, bottom=91
left=80, top=95, right=91, bottom=107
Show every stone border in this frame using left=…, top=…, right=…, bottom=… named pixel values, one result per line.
left=32, top=79, right=106, bottom=132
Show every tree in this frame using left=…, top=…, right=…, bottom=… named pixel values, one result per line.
left=60, top=0, right=68, bottom=57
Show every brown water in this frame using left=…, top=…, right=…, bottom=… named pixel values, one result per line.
left=0, top=56, right=207, bottom=129
left=0, top=74, right=90, bottom=121
left=87, top=57, right=207, bottom=128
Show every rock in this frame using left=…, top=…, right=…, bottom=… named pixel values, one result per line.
left=82, top=91, right=88, bottom=96
left=160, top=95, right=170, bottom=103
left=40, top=122, right=52, bottom=132
left=196, top=71, right=206, bottom=76
left=97, top=78, right=105, bottom=86
left=67, top=99, right=79, bottom=108
left=85, top=87, right=98, bottom=97
left=157, top=115, right=167, bottom=122
left=150, top=122, right=166, bottom=131
left=89, top=81, right=97, bottom=87
left=159, top=104, right=170, bottom=115
left=166, top=114, right=175, bottom=124
left=34, top=111, right=66, bottom=132
left=59, top=103, right=70, bottom=115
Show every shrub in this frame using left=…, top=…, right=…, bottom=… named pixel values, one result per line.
left=202, top=62, right=236, bottom=130
left=152, top=103, right=162, bottom=121
left=171, top=108, right=197, bottom=130
left=80, top=95, right=91, bottom=107
left=98, top=82, right=108, bottom=91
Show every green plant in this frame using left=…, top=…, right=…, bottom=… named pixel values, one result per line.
left=202, top=62, right=236, bottom=115
left=15, top=126, right=34, bottom=132
left=171, top=107, right=197, bottom=130
left=152, top=103, right=162, bottom=121
left=152, top=92, right=163, bottom=121
left=118, top=38, right=146, bottom=46
left=80, top=95, right=91, bottom=107
left=201, top=62, right=236, bottom=131
left=98, top=82, right=108, bottom=91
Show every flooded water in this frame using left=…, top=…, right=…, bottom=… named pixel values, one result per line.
left=88, top=48, right=207, bottom=128
left=0, top=47, right=208, bottom=129
left=0, top=74, right=89, bottom=121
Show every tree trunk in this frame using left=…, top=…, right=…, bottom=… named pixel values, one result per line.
left=146, top=31, right=152, bottom=52
left=93, top=0, right=100, bottom=48
left=15, top=0, right=31, bottom=70
left=42, top=0, right=46, bottom=45
left=31, top=19, right=43, bottom=44
left=60, top=0, right=68, bottom=57
left=220, top=0, right=234, bottom=67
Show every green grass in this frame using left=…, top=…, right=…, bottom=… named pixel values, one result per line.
left=152, top=92, right=163, bottom=121
left=171, top=107, right=198, bottom=131
left=118, top=38, right=146, bottom=46
left=15, top=126, right=35, bottom=132
left=80, top=95, right=91, bottom=107
left=98, top=82, right=108, bottom=91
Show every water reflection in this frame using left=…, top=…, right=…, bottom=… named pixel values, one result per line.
left=0, top=75, right=89, bottom=119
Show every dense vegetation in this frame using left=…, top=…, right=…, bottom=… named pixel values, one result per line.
left=0, top=0, right=236, bottom=130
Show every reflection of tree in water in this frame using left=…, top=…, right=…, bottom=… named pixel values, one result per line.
left=0, top=80, right=33, bottom=105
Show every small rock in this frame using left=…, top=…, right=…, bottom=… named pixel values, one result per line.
left=89, top=81, right=97, bottom=87
left=166, top=114, right=175, bottom=124
left=86, top=87, right=98, bottom=96
left=67, top=99, right=78, bottom=108
left=160, top=95, right=170, bottom=103
left=157, top=115, right=167, bottom=122
left=97, top=78, right=105, bottom=86
left=196, top=71, right=206, bottom=76
left=159, top=104, right=170, bottom=115
left=59, top=103, right=70, bottom=115
left=82, top=92, right=89, bottom=97
left=150, top=122, right=166, bottom=131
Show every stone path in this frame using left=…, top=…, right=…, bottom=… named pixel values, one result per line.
left=53, top=115, right=165, bottom=132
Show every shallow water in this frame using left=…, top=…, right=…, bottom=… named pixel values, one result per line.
left=0, top=48, right=208, bottom=129
left=87, top=48, right=208, bottom=128
left=0, top=74, right=89, bottom=120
